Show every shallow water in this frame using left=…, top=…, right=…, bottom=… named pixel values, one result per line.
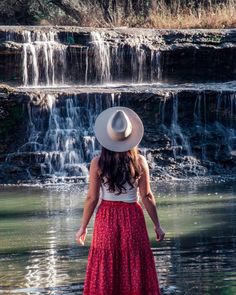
left=0, top=179, right=236, bottom=295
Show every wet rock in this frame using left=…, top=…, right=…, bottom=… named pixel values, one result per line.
left=0, top=41, right=22, bottom=54
left=1, top=27, right=236, bottom=85
left=0, top=26, right=236, bottom=184
left=0, top=107, right=8, bottom=119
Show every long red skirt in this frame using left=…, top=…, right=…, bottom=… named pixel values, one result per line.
left=83, top=200, right=161, bottom=295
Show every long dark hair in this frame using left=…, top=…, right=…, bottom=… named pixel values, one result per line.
left=98, top=146, right=142, bottom=195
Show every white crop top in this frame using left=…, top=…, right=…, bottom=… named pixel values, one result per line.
left=100, top=180, right=139, bottom=203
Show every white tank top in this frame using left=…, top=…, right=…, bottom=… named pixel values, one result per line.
left=100, top=180, right=139, bottom=203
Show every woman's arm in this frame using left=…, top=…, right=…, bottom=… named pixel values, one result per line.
left=76, top=156, right=101, bottom=245
left=138, top=155, right=165, bottom=242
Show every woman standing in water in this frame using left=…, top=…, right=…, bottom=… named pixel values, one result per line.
left=76, top=106, right=165, bottom=295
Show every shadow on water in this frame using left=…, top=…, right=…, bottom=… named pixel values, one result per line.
left=148, top=179, right=236, bottom=295
left=0, top=179, right=236, bottom=295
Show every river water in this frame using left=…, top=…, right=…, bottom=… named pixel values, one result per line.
left=0, top=178, right=236, bottom=295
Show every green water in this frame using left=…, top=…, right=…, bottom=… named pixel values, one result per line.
left=0, top=179, right=236, bottom=295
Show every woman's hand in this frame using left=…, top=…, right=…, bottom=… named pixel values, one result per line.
left=76, top=227, right=88, bottom=246
left=154, top=225, right=165, bottom=242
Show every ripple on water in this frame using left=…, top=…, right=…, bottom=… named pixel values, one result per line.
left=0, top=179, right=236, bottom=294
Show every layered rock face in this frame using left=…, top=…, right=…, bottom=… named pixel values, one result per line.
left=0, top=27, right=236, bottom=183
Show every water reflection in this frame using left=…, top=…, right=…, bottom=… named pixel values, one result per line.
left=0, top=179, right=236, bottom=294
left=150, top=179, right=236, bottom=294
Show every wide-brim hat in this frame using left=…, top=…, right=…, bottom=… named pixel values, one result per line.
left=94, top=106, right=144, bottom=152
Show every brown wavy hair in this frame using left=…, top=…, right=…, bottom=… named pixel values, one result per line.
left=98, top=146, right=142, bottom=195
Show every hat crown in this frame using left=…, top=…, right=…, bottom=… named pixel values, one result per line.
left=94, top=106, right=144, bottom=152
left=107, top=110, right=132, bottom=141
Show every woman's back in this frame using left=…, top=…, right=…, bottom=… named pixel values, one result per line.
left=98, top=153, right=142, bottom=203
left=77, top=106, right=163, bottom=295
left=100, top=180, right=139, bottom=203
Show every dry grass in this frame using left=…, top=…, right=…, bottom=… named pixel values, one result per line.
left=46, top=0, right=236, bottom=29
left=117, top=0, right=236, bottom=29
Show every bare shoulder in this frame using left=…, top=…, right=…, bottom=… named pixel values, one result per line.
left=137, top=154, right=148, bottom=169
left=137, top=154, right=150, bottom=188
left=138, top=154, right=146, bottom=162
left=90, top=156, right=102, bottom=177
left=90, top=155, right=100, bottom=167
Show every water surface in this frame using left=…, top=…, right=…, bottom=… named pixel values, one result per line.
left=0, top=179, right=236, bottom=294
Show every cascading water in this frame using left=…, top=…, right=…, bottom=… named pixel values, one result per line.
left=1, top=27, right=236, bottom=183
left=170, top=94, right=192, bottom=158
left=139, top=89, right=236, bottom=178
left=2, top=87, right=236, bottom=182
left=5, top=29, right=162, bottom=86
left=108, top=37, right=161, bottom=83
left=14, top=92, right=120, bottom=180
left=21, top=31, right=67, bottom=86
left=86, top=31, right=162, bottom=84
left=192, top=92, right=236, bottom=160
left=91, top=31, right=111, bottom=83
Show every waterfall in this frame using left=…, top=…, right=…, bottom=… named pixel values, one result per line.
left=215, top=92, right=236, bottom=157
left=192, top=92, right=236, bottom=161
left=77, top=31, right=161, bottom=84
left=90, top=31, right=160, bottom=83
left=3, top=27, right=236, bottom=183
left=21, top=31, right=67, bottom=87
left=151, top=50, right=162, bottom=81
left=151, top=93, right=189, bottom=159
left=5, top=29, right=162, bottom=86
left=16, top=93, right=120, bottom=179
left=109, top=38, right=161, bottom=83
left=91, top=31, right=111, bottom=83
left=160, top=93, right=192, bottom=158
left=193, top=93, right=208, bottom=160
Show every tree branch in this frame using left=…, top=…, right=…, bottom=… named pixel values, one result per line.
left=49, top=0, right=83, bottom=22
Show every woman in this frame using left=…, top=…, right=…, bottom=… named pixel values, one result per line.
left=76, top=106, right=165, bottom=295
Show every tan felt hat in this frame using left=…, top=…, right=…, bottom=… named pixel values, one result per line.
left=94, top=106, right=144, bottom=152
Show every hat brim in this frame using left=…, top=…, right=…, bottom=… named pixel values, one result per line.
left=94, top=106, right=144, bottom=152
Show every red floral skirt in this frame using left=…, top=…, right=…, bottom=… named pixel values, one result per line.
left=83, top=199, right=161, bottom=295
